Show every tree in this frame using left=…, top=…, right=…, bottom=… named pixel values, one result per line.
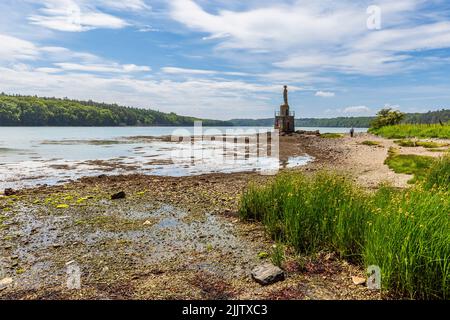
left=370, top=108, right=405, bottom=129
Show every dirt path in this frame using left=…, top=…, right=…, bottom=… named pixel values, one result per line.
left=336, top=133, right=447, bottom=188
left=1, top=132, right=447, bottom=300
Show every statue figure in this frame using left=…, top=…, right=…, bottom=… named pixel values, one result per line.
left=283, top=85, right=288, bottom=105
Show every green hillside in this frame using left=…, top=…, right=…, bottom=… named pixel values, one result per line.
left=0, top=94, right=232, bottom=127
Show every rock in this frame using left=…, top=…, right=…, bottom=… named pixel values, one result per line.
left=4, top=188, right=16, bottom=196
left=352, top=276, right=366, bottom=286
left=143, top=220, right=152, bottom=226
left=0, top=277, right=13, bottom=290
left=111, top=191, right=126, bottom=200
left=251, top=263, right=285, bottom=286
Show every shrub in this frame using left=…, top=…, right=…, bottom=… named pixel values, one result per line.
left=370, top=108, right=405, bottom=129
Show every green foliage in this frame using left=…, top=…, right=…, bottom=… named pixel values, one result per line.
left=423, top=153, right=450, bottom=191
left=239, top=170, right=450, bottom=299
left=370, top=123, right=450, bottom=139
left=231, top=109, right=450, bottom=127
left=364, top=186, right=450, bottom=299
left=0, top=94, right=232, bottom=127
left=371, top=108, right=405, bottom=129
left=394, top=139, right=449, bottom=148
left=270, top=243, right=285, bottom=267
left=320, top=133, right=344, bottom=139
left=384, top=148, right=435, bottom=183
left=361, top=140, right=381, bottom=146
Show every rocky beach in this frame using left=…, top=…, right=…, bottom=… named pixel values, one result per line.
left=0, top=132, right=447, bottom=299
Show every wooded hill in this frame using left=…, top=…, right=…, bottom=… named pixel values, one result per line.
left=0, top=94, right=232, bottom=126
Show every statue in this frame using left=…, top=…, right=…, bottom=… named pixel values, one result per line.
left=283, top=85, right=288, bottom=105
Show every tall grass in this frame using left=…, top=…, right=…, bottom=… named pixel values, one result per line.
left=369, top=123, right=450, bottom=139
left=364, top=187, right=450, bottom=299
left=240, top=172, right=371, bottom=259
left=240, top=165, right=450, bottom=299
left=423, top=153, right=450, bottom=191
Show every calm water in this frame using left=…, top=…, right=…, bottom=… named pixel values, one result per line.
left=0, top=126, right=367, bottom=189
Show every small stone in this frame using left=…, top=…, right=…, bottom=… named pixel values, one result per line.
left=0, top=277, right=13, bottom=290
left=324, top=252, right=336, bottom=261
left=352, top=276, right=366, bottom=286
left=251, top=263, right=285, bottom=286
left=65, top=260, right=76, bottom=266
left=4, top=188, right=16, bottom=196
left=111, top=191, right=126, bottom=200
left=101, top=266, right=109, bottom=273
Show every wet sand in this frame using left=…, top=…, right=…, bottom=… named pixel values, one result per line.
left=0, top=133, right=447, bottom=299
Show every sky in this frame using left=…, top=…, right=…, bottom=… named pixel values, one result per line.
left=1, top=0, right=450, bottom=120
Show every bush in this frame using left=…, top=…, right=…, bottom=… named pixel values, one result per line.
left=371, top=108, right=405, bottom=129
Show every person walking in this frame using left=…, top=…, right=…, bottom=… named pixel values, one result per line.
left=350, top=127, right=355, bottom=138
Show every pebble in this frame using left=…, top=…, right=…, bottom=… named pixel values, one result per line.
left=0, top=277, right=13, bottom=290
left=352, top=276, right=366, bottom=286
left=251, top=263, right=285, bottom=286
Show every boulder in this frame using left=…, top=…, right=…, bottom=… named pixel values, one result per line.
left=111, top=191, right=126, bottom=200
left=251, top=263, right=285, bottom=286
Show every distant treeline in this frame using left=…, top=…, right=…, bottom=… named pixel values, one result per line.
left=1, top=94, right=448, bottom=127
left=0, top=94, right=232, bottom=126
left=230, top=109, right=450, bottom=127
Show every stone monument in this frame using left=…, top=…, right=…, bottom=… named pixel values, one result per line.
left=274, top=85, right=295, bottom=133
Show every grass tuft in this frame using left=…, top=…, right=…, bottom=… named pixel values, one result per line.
left=361, top=140, right=381, bottom=146
left=320, top=133, right=344, bottom=139
left=384, top=147, right=435, bottom=183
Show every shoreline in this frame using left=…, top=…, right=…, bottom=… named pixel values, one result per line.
left=0, top=133, right=447, bottom=299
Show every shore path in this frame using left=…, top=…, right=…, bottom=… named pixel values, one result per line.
left=0, top=133, right=447, bottom=299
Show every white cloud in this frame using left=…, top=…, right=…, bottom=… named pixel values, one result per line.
left=0, top=34, right=39, bottom=61
left=315, top=91, right=335, bottom=98
left=96, top=0, right=150, bottom=12
left=162, top=67, right=217, bottom=75
left=162, top=67, right=249, bottom=77
left=0, top=63, right=285, bottom=119
left=343, top=106, right=371, bottom=114
left=28, top=0, right=130, bottom=32
left=169, top=0, right=450, bottom=75
left=54, top=62, right=151, bottom=73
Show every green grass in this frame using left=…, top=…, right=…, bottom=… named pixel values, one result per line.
left=361, top=140, right=381, bottom=146
left=239, top=163, right=450, bottom=299
left=394, top=139, right=449, bottom=149
left=384, top=148, right=435, bottom=183
left=370, top=123, right=450, bottom=139
left=423, top=153, right=450, bottom=191
left=320, top=133, right=344, bottom=139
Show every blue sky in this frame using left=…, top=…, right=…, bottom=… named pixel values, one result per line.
left=1, top=0, right=450, bottom=120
